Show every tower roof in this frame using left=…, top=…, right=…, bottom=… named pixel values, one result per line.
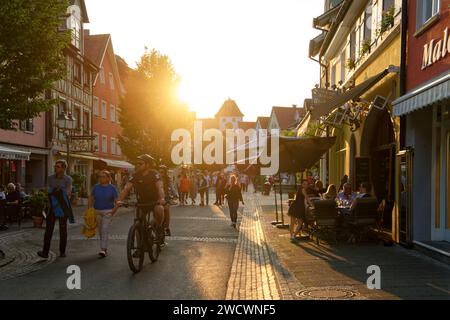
left=215, top=99, right=244, bottom=118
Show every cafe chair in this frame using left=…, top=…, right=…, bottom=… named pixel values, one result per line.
left=309, top=200, right=339, bottom=245
left=347, top=198, right=379, bottom=243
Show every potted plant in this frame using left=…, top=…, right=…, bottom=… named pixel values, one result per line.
left=360, top=39, right=371, bottom=57
left=346, top=58, right=356, bottom=70
left=23, top=191, right=48, bottom=228
left=379, top=6, right=395, bottom=35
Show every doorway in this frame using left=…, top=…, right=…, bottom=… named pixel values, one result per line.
left=361, top=108, right=396, bottom=232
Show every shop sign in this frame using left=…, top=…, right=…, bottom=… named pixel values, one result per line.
left=422, top=27, right=449, bottom=70
left=312, top=88, right=339, bottom=107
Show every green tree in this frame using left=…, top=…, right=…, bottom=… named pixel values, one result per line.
left=118, top=49, right=194, bottom=164
left=0, top=0, right=70, bottom=130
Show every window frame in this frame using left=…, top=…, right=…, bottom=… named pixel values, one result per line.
left=101, top=135, right=108, bottom=153
left=416, top=0, right=441, bottom=32
left=93, top=96, right=99, bottom=116
left=110, top=105, right=116, bottom=123
left=101, top=101, right=107, bottom=120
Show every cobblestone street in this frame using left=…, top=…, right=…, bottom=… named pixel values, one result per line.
left=1, top=189, right=449, bottom=299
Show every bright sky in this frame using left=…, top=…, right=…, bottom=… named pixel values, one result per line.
left=84, top=0, right=324, bottom=121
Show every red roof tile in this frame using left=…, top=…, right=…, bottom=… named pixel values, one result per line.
left=215, top=99, right=244, bottom=118
left=84, top=33, right=110, bottom=68
left=272, top=107, right=307, bottom=130
left=256, top=117, right=270, bottom=129
left=238, top=121, right=256, bottom=130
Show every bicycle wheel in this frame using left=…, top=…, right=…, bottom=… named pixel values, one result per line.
left=147, top=225, right=160, bottom=262
left=127, top=223, right=144, bottom=273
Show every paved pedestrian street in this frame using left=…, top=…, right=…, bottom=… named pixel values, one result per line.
left=0, top=191, right=449, bottom=300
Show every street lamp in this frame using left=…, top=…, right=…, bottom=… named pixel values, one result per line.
left=57, top=112, right=76, bottom=174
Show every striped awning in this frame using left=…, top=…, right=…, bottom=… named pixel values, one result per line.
left=0, top=145, right=31, bottom=161
left=393, top=73, right=450, bottom=116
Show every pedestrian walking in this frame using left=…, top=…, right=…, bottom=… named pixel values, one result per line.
left=198, top=174, right=208, bottom=206
left=204, top=171, right=211, bottom=205
left=189, top=173, right=198, bottom=205
left=225, top=175, right=244, bottom=228
left=88, top=170, right=118, bottom=258
left=179, top=173, right=190, bottom=205
left=38, top=160, right=73, bottom=259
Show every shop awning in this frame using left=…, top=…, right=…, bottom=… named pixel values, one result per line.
left=234, top=136, right=337, bottom=174
left=393, top=73, right=450, bottom=116
left=0, top=145, right=31, bottom=161
left=59, top=152, right=99, bottom=161
left=313, top=2, right=342, bottom=30
left=309, top=33, right=326, bottom=58
left=98, top=158, right=134, bottom=170
left=309, top=67, right=393, bottom=121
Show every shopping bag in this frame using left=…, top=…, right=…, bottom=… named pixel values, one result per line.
left=82, top=208, right=97, bottom=238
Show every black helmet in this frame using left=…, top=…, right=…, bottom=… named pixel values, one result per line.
left=137, top=154, right=156, bottom=166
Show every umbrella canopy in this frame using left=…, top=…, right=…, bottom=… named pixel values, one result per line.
left=232, top=135, right=336, bottom=175
left=276, top=136, right=336, bottom=173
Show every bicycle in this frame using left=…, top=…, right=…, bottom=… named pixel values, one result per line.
left=125, top=202, right=165, bottom=273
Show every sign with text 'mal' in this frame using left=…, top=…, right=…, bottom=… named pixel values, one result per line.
left=422, top=27, right=449, bottom=70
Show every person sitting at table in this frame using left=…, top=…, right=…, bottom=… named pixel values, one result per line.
left=349, top=182, right=372, bottom=211
left=5, top=183, right=21, bottom=227
left=322, top=184, right=337, bottom=200
left=314, top=180, right=327, bottom=196
left=337, top=183, right=356, bottom=206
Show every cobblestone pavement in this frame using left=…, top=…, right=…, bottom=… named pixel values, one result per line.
left=0, top=206, right=88, bottom=281
left=257, top=191, right=450, bottom=300
left=226, top=193, right=281, bottom=300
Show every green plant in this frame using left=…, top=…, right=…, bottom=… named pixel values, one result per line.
left=379, top=6, right=395, bottom=35
left=346, top=58, right=356, bottom=70
left=23, top=191, right=48, bottom=216
left=360, top=39, right=371, bottom=56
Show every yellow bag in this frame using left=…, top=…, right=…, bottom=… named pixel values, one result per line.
left=82, top=208, right=97, bottom=238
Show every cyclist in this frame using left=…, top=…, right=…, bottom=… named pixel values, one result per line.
left=116, top=154, right=166, bottom=242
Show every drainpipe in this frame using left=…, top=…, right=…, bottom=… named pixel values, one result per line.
left=399, top=0, right=408, bottom=150
left=309, top=56, right=329, bottom=87
left=400, top=0, right=408, bottom=96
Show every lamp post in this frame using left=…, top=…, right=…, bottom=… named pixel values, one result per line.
left=57, top=112, right=76, bottom=175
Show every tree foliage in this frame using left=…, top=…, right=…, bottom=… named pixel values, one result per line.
left=118, top=49, right=194, bottom=165
left=0, top=0, right=70, bottom=129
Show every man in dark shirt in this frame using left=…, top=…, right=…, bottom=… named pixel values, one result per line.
left=116, top=154, right=165, bottom=229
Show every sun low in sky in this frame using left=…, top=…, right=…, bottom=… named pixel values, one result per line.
left=84, top=0, right=324, bottom=121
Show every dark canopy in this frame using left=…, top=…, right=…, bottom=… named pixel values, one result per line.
left=233, top=135, right=337, bottom=175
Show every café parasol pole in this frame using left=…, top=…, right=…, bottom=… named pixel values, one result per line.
left=271, top=176, right=280, bottom=225
left=277, top=172, right=289, bottom=229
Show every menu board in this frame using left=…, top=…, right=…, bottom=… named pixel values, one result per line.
left=354, top=157, right=371, bottom=188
